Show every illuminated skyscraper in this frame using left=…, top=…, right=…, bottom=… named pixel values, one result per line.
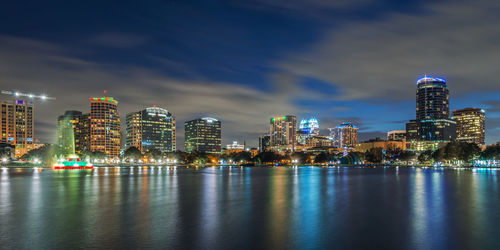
left=299, top=118, right=319, bottom=135
left=125, top=107, right=176, bottom=153
left=413, top=76, right=456, bottom=141
left=270, top=115, right=296, bottom=151
left=416, top=76, right=450, bottom=120
left=453, top=108, right=485, bottom=145
left=90, top=96, right=121, bottom=157
left=57, top=110, right=90, bottom=154
left=330, top=122, right=358, bottom=148
left=0, top=100, right=34, bottom=158
left=184, top=117, right=221, bottom=154
left=297, top=118, right=319, bottom=145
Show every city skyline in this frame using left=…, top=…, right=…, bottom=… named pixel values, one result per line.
left=0, top=0, right=499, bottom=148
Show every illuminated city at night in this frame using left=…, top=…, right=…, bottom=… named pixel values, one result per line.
left=1, top=0, right=500, bottom=249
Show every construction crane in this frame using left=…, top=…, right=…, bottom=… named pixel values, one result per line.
left=1, top=90, right=55, bottom=100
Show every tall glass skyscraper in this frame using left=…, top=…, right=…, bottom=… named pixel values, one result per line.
left=125, top=107, right=176, bottom=153
left=184, top=117, right=221, bottom=154
left=409, top=76, right=456, bottom=141
left=416, top=76, right=450, bottom=120
left=90, top=96, right=121, bottom=157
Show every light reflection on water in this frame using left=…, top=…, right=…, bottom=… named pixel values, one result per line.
left=0, top=166, right=499, bottom=249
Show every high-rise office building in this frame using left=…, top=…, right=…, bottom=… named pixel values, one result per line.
left=125, top=107, right=176, bottom=153
left=57, top=110, right=90, bottom=154
left=90, top=96, right=121, bottom=157
left=270, top=115, right=296, bottom=151
left=330, top=122, right=358, bottom=148
left=184, top=117, right=221, bottom=154
left=453, top=108, right=485, bottom=145
left=416, top=76, right=450, bottom=120
left=0, top=100, right=34, bottom=158
left=411, top=76, right=456, bottom=141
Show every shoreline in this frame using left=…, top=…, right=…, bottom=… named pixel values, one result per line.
left=1, top=163, right=499, bottom=169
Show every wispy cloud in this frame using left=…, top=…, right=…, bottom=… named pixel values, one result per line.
left=0, top=35, right=323, bottom=147
left=277, top=0, right=500, bottom=101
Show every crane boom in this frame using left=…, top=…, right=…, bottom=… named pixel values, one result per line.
left=1, top=90, right=55, bottom=100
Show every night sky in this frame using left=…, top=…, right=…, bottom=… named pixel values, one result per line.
left=0, top=0, right=499, bottom=148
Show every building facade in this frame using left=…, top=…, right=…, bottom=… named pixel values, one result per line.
left=356, top=140, right=407, bottom=153
left=90, top=96, right=121, bottom=157
left=0, top=100, right=34, bottom=158
left=387, top=130, right=406, bottom=141
left=453, top=108, right=485, bottom=145
left=126, top=107, right=176, bottom=153
left=57, top=110, right=90, bottom=154
left=270, top=115, right=296, bottom=151
left=259, top=135, right=271, bottom=152
left=330, top=122, right=358, bottom=148
left=405, top=120, right=420, bottom=141
left=184, top=117, right=221, bottom=154
left=416, top=76, right=450, bottom=120
left=419, top=119, right=456, bottom=141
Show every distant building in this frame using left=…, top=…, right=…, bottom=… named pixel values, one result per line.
left=259, top=135, right=271, bottom=152
left=90, top=96, right=121, bottom=157
left=184, top=117, right=221, bottom=154
left=299, top=118, right=319, bottom=135
left=330, top=122, right=358, bottom=148
left=420, top=119, right=456, bottom=141
left=355, top=140, right=406, bottom=153
left=296, top=130, right=309, bottom=145
left=387, top=130, right=406, bottom=141
left=408, top=140, right=448, bottom=152
left=0, top=100, right=34, bottom=158
left=125, top=107, right=176, bottom=153
left=57, top=110, right=90, bottom=154
left=453, top=108, right=485, bottom=145
left=226, top=140, right=245, bottom=150
left=270, top=115, right=296, bottom=151
left=297, top=118, right=320, bottom=145
left=305, top=135, right=332, bottom=148
left=405, top=120, right=420, bottom=141
left=224, top=140, right=246, bottom=154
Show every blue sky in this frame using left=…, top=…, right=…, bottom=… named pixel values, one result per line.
left=0, top=0, right=499, bottom=147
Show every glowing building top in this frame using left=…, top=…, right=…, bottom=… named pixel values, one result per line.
left=299, top=118, right=320, bottom=135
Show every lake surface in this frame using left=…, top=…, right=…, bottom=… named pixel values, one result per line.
left=1, top=166, right=499, bottom=249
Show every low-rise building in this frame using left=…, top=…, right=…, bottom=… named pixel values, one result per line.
left=355, top=139, right=407, bottom=153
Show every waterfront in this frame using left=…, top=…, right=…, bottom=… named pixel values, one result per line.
left=1, top=166, right=499, bottom=249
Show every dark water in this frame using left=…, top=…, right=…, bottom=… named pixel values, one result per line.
left=0, top=166, right=499, bottom=250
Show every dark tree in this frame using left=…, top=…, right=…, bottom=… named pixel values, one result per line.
left=480, top=145, right=500, bottom=160
left=124, top=146, right=142, bottom=159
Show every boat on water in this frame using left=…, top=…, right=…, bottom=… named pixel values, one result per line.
left=53, top=155, right=94, bottom=170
